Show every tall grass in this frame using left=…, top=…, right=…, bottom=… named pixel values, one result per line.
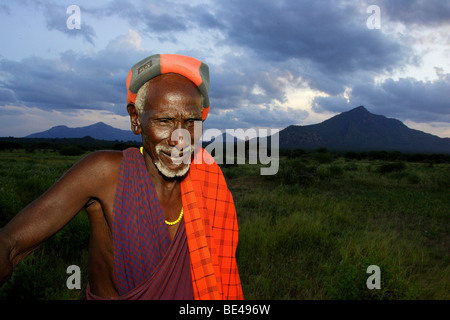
left=0, top=150, right=89, bottom=300
left=0, top=149, right=449, bottom=299
left=228, top=154, right=449, bottom=300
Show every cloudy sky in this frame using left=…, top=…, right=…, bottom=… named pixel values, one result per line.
left=0, top=0, right=449, bottom=138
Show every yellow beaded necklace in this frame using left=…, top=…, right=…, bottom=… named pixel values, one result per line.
left=165, top=208, right=183, bottom=226
left=140, top=146, right=183, bottom=226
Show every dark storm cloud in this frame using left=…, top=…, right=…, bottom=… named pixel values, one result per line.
left=200, top=0, right=440, bottom=127
left=353, top=75, right=450, bottom=122
left=209, top=0, right=448, bottom=125
left=313, top=71, right=450, bottom=123
left=1, top=0, right=448, bottom=131
left=91, top=0, right=224, bottom=35
left=210, top=55, right=292, bottom=110
left=213, top=0, right=415, bottom=93
left=32, top=1, right=97, bottom=45
left=0, top=42, right=147, bottom=116
left=378, top=0, right=450, bottom=26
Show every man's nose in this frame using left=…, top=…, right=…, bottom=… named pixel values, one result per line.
left=168, top=126, right=191, bottom=150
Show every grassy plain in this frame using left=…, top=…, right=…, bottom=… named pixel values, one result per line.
left=0, top=148, right=449, bottom=300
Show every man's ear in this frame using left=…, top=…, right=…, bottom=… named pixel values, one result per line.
left=127, top=103, right=142, bottom=135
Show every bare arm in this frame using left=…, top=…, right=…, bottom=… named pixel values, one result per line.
left=0, top=150, right=121, bottom=286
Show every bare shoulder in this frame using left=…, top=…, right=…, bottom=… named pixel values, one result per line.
left=53, top=150, right=124, bottom=196
left=80, top=150, right=123, bottom=168
left=73, top=150, right=122, bottom=170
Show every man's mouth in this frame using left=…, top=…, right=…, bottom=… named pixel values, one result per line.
left=158, top=146, right=192, bottom=164
left=152, top=145, right=194, bottom=178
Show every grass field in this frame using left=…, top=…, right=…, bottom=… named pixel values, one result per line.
left=0, top=148, right=449, bottom=300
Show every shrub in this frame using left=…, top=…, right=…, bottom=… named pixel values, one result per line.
left=344, top=151, right=362, bottom=160
left=59, top=145, right=85, bottom=156
left=0, top=141, right=22, bottom=150
left=316, top=165, right=344, bottom=180
left=277, top=159, right=317, bottom=186
left=378, top=162, right=406, bottom=174
left=313, top=152, right=334, bottom=164
left=407, top=173, right=421, bottom=184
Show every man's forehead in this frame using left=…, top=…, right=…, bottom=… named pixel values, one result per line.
left=143, top=75, right=202, bottom=113
left=144, top=74, right=202, bottom=101
left=150, top=109, right=203, bottom=117
left=148, top=99, right=203, bottom=114
left=149, top=73, right=198, bottom=87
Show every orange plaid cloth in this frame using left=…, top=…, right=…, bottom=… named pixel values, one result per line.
left=181, top=148, right=244, bottom=300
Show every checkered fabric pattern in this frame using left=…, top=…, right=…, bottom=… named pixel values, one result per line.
left=181, top=148, right=244, bottom=300
left=86, top=148, right=194, bottom=299
left=86, top=147, right=243, bottom=300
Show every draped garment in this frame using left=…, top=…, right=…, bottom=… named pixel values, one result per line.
left=87, top=147, right=193, bottom=299
left=87, top=147, right=243, bottom=300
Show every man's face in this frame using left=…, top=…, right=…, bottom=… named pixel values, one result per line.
left=139, top=73, right=203, bottom=179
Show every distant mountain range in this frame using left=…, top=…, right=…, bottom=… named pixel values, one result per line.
left=26, top=122, right=140, bottom=142
left=25, top=106, right=450, bottom=154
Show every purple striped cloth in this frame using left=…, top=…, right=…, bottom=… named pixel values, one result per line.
left=86, top=148, right=194, bottom=300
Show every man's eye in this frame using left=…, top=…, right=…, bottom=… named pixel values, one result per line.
left=158, top=118, right=173, bottom=124
left=186, top=119, right=201, bottom=126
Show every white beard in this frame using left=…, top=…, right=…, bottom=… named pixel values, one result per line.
left=153, top=159, right=190, bottom=178
left=153, top=144, right=195, bottom=178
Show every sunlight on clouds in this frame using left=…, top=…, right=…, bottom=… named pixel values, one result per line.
left=284, top=86, right=335, bottom=125
left=374, top=20, right=450, bottom=83
left=403, top=120, right=450, bottom=139
left=106, top=29, right=144, bottom=52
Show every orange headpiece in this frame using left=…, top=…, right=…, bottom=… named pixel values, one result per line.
left=126, top=54, right=210, bottom=120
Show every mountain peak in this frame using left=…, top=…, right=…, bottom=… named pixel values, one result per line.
left=88, top=122, right=110, bottom=128
left=324, top=105, right=374, bottom=125
left=348, top=105, right=369, bottom=113
left=279, top=105, right=450, bottom=153
left=95, top=121, right=109, bottom=126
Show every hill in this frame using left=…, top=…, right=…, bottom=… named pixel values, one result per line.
left=26, top=122, right=140, bottom=142
left=278, top=106, right=450, bottom=154
left=21, top=106, right=450, bottom=154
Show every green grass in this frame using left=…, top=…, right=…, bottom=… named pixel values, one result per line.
left=228, top=155, right=450, bottom=300
left=0, top=150, right=89, bottom=300
left=0, top=149, right=449, bottom=299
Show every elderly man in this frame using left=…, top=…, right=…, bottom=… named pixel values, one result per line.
left=0, top=54, right=244, bottom=300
